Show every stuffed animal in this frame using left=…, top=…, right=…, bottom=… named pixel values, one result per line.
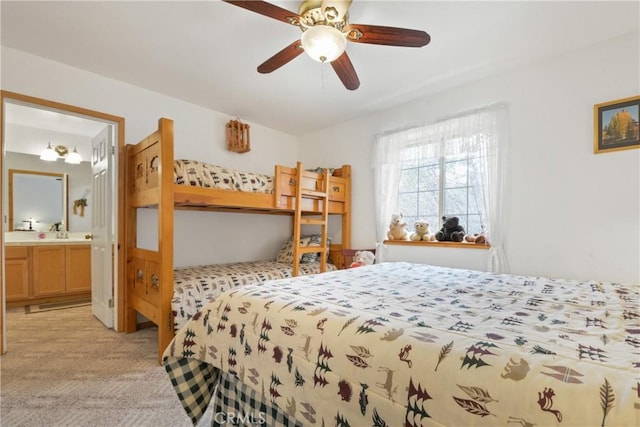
left=464, top=233, right=487, bottom=244
left=350, top=250, right=375, bottom=268
left=435, top=216, right=466, bottom=242
left=387, top=213, right=409, bottom=240
left=410, top=221, right=435, bottom=241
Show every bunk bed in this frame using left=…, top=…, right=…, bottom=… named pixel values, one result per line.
left=171, top=260, right=338, bottom=333
left=164, top=262, right=640, bottom=427
left=124, top=118, right=351, bottom=362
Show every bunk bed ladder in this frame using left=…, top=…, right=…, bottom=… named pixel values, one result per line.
left=292, top=162, right=330, bottom=277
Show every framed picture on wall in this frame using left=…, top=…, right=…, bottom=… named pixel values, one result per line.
left=594, top=95, right=640, bottom=154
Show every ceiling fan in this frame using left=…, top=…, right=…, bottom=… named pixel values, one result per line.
left=222, top=0, right=431, bottom=90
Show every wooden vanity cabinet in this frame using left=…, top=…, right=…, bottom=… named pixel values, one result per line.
left=65, top=245, right=92, bottom=293
left=32, top=245, right=67, bottom=296
left=5, top=246, right=30, bottom=301
left=5, top=244, right=91, bottom=304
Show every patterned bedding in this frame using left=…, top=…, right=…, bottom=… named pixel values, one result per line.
left=174, top=159, right=273, bottom=193
left=164, top=262, right=639, bottom=426
left=172, top=260, right=336, bottom=331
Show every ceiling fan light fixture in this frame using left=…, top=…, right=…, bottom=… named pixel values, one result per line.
left=321, top=0, right=352, bottom=22
left=301, top=25, right=346, bottom=63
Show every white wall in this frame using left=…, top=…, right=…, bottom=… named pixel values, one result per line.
left=299, top=32, right=640, bottom=283
left=1, top=47, right=300, bottom=267
left=3, top=32, right=638, bottom=282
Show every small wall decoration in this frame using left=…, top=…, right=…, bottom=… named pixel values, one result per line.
left=73, top=198, right=88, bottom=217
left=226, top=119, right=251, bottom=153
left=73, top=189, right=91, bottom=217
left=594, top=95, right=640, bottom=154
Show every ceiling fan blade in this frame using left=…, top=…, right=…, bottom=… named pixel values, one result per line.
left=330, top=52, right=360, bottom=90
left=257, top=40, right=304, bottom=74
left=344, top=24, right=431, bottom=47
left=321, top=0, right=353, bottom=22
left=222, top=0, right=302, bottom=26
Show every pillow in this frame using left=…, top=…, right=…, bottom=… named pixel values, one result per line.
left=306, top=167, right=335, bottom=176
left=276, top=236, right=311, bottom=263
left=301, top=234, right=332, bottom=263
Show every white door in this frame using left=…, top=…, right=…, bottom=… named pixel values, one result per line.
left=91, top=125, right=114, bottom=328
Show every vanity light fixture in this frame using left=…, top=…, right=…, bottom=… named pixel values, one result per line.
left=40, top=142, right=58, bottom=161
left=65, top=147, right=82, bottom=164
left=40, top=143, right=83, bottom=164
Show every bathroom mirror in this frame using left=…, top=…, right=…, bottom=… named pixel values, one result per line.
left=8, top=169, right=68, bottom=232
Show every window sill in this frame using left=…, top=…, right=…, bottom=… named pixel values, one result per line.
left=383, top=240, right=491, bottom=250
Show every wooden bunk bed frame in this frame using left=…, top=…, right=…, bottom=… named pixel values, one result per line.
left=124, top=118, right=351, bottom=361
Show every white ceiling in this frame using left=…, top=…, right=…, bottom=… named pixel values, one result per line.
left=4, top=102, right=107, bottom=160
left=1, top=1, right=639, bottom=137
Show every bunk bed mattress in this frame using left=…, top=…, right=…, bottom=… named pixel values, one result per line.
left=164, top=262, right=639, bottom=427
left=174, top=159, right=273, bottom=193
left=172, top=260, right=336, bottom=331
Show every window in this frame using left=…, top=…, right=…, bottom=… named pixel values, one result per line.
left=397, top=136, right=486, bottom=234
left=373, top=105, right=509, bottom=272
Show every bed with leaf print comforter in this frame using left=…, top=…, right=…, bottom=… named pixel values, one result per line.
left=163, top=262, right=639, bottom=427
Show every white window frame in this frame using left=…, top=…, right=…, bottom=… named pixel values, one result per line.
left=373, top=105, right=510, bottom=272
left=397, top=140, right=486, bottom=235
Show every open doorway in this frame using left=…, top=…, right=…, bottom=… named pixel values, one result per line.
left=0, top=91, right=125, bottom=353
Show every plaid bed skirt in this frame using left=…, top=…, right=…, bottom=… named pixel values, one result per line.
left=212, top=371, right=303, bottom=427
left=165, top=357, right=218, bottom=425
left=165, top=356, right=303, bottom=426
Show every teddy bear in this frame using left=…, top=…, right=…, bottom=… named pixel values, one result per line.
left=435, top=216, right=466, bottom=242
left=350, top=250, right=375, bottom=268
left=387, top=213, right=408, bottom=240
left=410, top=221, right=435, bottom=241
left=464, top=233, right=487, bottom=244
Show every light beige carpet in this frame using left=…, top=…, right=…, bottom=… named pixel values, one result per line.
left=1, top=305, right=212, bottom=426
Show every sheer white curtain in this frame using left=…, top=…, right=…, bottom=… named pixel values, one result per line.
left=476, top=106, right=510, bottom=273
left=372, top=105, right=509, bottom=272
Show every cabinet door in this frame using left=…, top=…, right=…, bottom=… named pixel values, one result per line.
left=32, top=246, right=66, bottom=297
left=66, top=245, right=92, bottom=293
left=5, top=259, right=30, bottom=301
left=5, top=247, right=30, bottom=301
